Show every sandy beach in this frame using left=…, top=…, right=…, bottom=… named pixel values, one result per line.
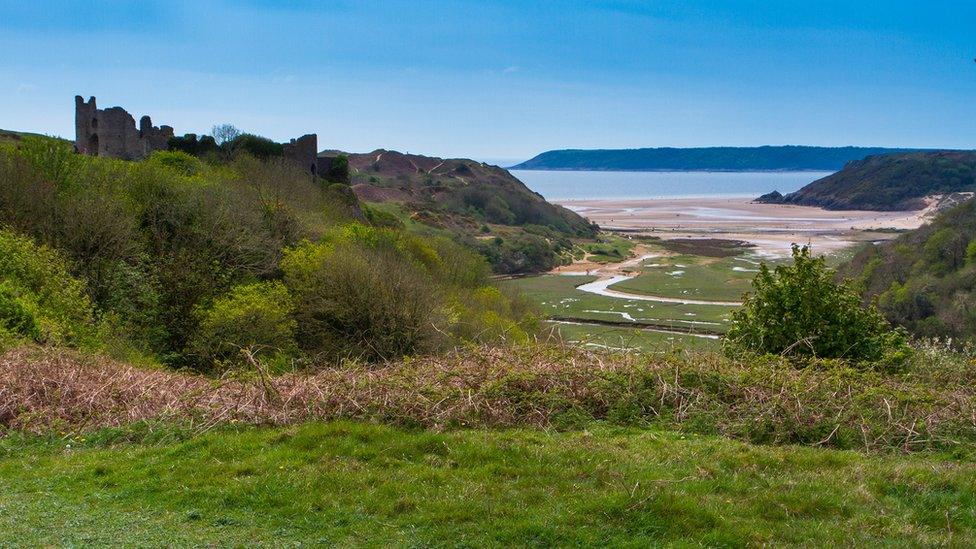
left=557, top=197, right=931, bottom=256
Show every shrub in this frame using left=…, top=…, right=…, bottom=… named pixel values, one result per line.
left=324, top=154, right=350, bottom=184
left=362, top=204, right=404, bottom=229
left=167, top=134, right=218, bottom=158
left=148, top=150, right=204, bottom=177
left=0, top=229, right=97, bottom=346
left=228, top=134, right=283, bottom=159
left=725, top=245, right=910, bottom=365
left=445, top=286, right=536, bottom=344
left=16, top=136, right=85, bottom=189
left=0, top=282, right=40, bottom=340
left=479, top=233, right=560, bottom=274
left=282, top=235, right=441, bottom=361
left=191, top=281, right=297, bottom=368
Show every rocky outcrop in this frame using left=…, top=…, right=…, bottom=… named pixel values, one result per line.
left=754, top=190, right=783, bottom=204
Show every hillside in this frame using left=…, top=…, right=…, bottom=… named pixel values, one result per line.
left=345, top=149, right=598, bottom=273
left=0, top=129, right=66, bottom=146
left=510, top=146, right=921, bottom=172
left=2, top=344, right=975, bottom=544
left=2, top=136, right=976, bottom=545
left=838, top=198, right=976, bottom=341
left=760, top=151, right=976, bottom=211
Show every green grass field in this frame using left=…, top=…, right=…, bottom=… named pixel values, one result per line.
left=579, top=235, right=636, bottom=263
left=503, top=274, right=734, bottom=327
left=503, top=274, right=729, bottom=351
left=1, top=421, right=972, bottom=546
left=610, top=254, right=759, bottom=302
left=544, top=320, right=719, bottom=352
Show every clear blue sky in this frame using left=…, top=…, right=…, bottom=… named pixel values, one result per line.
left=2, top=0, right=974, bottom=161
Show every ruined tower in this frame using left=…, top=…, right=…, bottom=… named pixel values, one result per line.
left=74, top=95, right=174, bottom=160
left=283, top=134, right=319, bottom=175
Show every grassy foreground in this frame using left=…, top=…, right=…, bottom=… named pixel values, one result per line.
left=1, top=421, right=974, bottom=546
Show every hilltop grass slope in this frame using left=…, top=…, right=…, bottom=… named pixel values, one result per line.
left=0, top=136, right=539, bottom=369
left=762, top=151, right=976, bottom=211
left=346, top=149, right=597, bottom=273
left=3, top=421, right=973, bottom=546
left=2, top=341, right=975, bottom=544
left=511, top=145, right=922, bottom=172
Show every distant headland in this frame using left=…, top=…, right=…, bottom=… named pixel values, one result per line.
left=509, top=145, right=932, bottom=172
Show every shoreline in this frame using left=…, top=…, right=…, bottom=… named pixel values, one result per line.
left=556, top=196, right=930, bottom=257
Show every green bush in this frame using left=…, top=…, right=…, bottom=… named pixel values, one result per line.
left=167, top=134, right=218, bottom=158
left=228, top=134, right=283, bottom=159
left=0, top=282, right=40, bottom=340
left=147, top=150, right=204, bottom=177
left=362, top=204, right=404, bottom=229
left=281, top=224, right=537, bottom=361
left=725, top=245, right=910, bottom=365
left=191, top=281, right=297, bottom=368
left=17, top=136, right=85, bottom=189
left=478, top=233, right=560, bottom=274
left=445, top=286, right=537, bottom=344
left=282, top=229, right=442, bottom=361
left=324, top=154, right=350, bottom=184
left=0, top=229, right=97, bottom=346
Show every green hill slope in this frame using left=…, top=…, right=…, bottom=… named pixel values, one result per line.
left=347, top=149, right=597, bottom=273
left=3, top=420, right=973, bottom=546
left=0, top=129, right=67, bottom=146
left=762, top=151, right=976, bottom=211
left=839, top=198, right=976, bottom=340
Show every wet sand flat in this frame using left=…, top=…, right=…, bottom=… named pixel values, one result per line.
left=557, top=197, right=929, bottom=256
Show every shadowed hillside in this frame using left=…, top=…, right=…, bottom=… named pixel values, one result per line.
left=760, top=151, right=976, bottom=211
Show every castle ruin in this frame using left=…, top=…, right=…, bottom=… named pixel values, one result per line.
left=74, top=95, right=324, bottom=176
left=74, top=96, right=174, bottom=160
left=283, top=134, right=319, bottom=175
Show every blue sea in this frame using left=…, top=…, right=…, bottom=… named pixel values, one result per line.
left=509, top=170, right=832, bottom=201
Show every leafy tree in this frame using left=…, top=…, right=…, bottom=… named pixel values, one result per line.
left=325, top=154, right=350, bottom=184
left=211, top=124, right=242, bottom=147
left=725, top=245, right=909, bottom=364
left=168, top=134, right=218, bottom=157
left=228, top=134, right=283, bottom=159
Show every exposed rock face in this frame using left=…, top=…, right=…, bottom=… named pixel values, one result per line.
left=74, top=96, right=174, bottom=160
left=283, top=134, right=318, bottom=175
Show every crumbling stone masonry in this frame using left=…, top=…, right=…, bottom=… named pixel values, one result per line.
left=74, top=96, right=174, bottom=160
left=283, top=134, right=319, bottom=175
left=74, top=95, right=326, bottom=175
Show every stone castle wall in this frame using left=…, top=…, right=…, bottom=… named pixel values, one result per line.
left=74, top=96, right=174, bottom=160
left=283, top=134, right=319, bottom=175
left=75, top=95, right=323, bottom=175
